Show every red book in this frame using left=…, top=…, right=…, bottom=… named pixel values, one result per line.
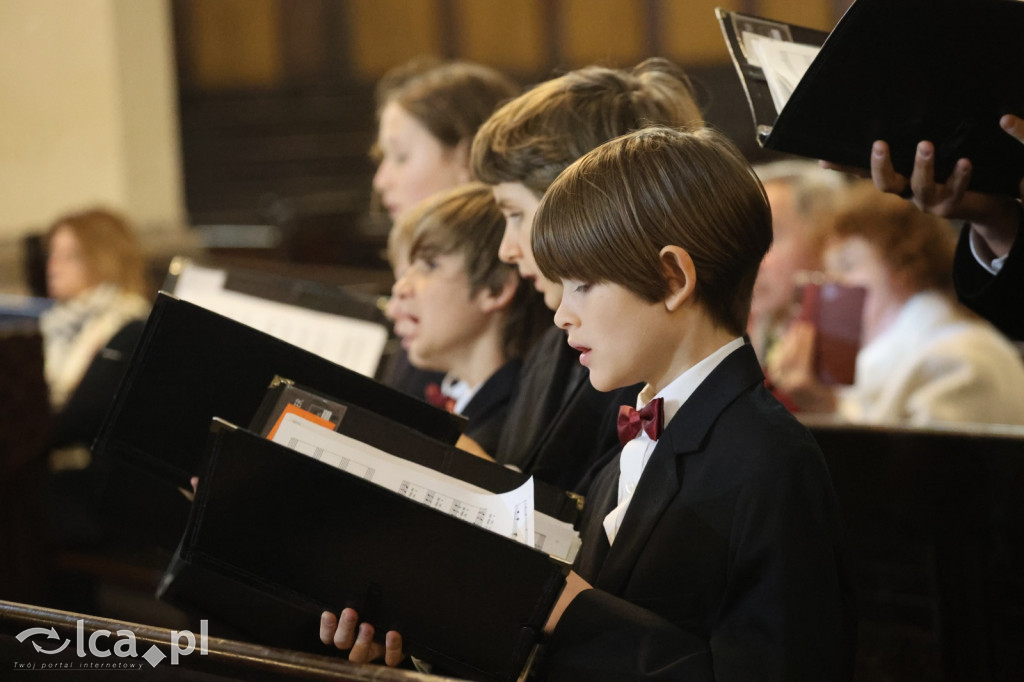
left=799, top=282, right=866, bottom=385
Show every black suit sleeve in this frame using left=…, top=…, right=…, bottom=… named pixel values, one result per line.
left=546, top=435, right=856, bottom=681
left=544, top=589, right=714, bottom=682
left=953, top=220, right=1024, bottom=341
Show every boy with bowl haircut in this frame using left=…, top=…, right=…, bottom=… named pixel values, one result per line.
left=321, top=125, right=856, bottom=680
left=532, top=125, right=856, bottom=680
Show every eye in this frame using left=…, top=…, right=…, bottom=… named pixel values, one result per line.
left=502, top=210, right=522, bottom=225
left=574, top=283, right=591, bottom=294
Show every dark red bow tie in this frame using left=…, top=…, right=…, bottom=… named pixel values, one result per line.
left=424, top=383, right=456, bottom=412
left=617, top=397, right=664, bottom=446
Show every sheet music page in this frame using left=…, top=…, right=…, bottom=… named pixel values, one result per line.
left=750, top=36, right=821, bottom=113
left=172, top=263, right=387, bottom=377
left=534, top=512, right=581, bottom=563
left=271, top=412, right=535, bottom=544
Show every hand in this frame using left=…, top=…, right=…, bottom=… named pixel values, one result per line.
left=869, top=137, right=1021, bottom=258
left=1000, top=114, right=1024, bottom=200
left=455, top=433, right=494, bottom=461
left=1001, top=114, right=1024, bottom=146
left=543, top=571, right=592, bottom=634
left=765, top=321, right=836, bottom=413
left=869, top=140, right=974, bottom=219
left=320, top=608, right=405, bottom=667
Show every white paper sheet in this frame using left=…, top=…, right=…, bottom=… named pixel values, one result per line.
left=172, top=263, right=388, bottom=377
left=534, top=512, right=581, bottom=564
left=749, top=36, right=821, bottom=114
left=271, top=413, right=535, bottom=544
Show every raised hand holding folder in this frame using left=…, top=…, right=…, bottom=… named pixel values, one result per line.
left=718, top=0, right=1024, bottom=196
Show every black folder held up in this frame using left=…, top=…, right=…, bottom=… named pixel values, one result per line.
left=160, top=419, right=568, bottom=682
left=719, top=0, right=1024, bottom=196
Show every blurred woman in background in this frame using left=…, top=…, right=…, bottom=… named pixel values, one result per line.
left=40, top=207, right=151, bottom=453
left=769, top=183, right=1024, bottom=426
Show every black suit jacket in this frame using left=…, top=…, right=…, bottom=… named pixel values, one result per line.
left=953, top=221, right=1024, bottom=341
left=495, top=325, right=639, bottom=493
left=460, top=358, right=522, bottom=456
left=543, top=344, right=857, bottom=681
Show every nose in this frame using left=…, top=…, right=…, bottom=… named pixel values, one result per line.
left=497, top=226, right=521, bottom=264
left=501, top=224, right=528, bottom=264
left=392, top=269, right=413, bottom=299
left=373, top=160, right=392, bottom=194
left=385, top=271, right=414, bottom=319
left=553, top=297, right=574, bottom=331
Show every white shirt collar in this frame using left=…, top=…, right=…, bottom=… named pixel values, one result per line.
left=638, top=336, right=747, bottom=421
left=605, top=336, right=746, bottom=545
left=441, top=374, right=478, bottom=415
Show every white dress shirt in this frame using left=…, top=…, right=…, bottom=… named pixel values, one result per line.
left=604, top=337, right=746, bottom=544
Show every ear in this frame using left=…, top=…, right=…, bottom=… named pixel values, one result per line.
left=659, top=245, right=697, bottom=312
left=476, top=270, right=518, bottom=314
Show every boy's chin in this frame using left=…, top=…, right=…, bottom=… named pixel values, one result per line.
left=586, top=372, right=634, bottom=394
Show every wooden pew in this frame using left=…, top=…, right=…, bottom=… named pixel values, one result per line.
left=806, top=418, right=1024, bottom=682
left=0, top=327, right=51, bottom=605
left=0, top=600, right=461, bottom=681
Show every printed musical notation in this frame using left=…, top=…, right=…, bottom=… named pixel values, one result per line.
left=271, top=412, right=534, bottom=543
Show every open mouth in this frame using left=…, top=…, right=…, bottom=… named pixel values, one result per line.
left=568, top=341, right=591, bottom=366
left=394, top=316, right=418, bottom=341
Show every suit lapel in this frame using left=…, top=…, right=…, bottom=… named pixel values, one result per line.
left=594, top=345, right=765, bottom=594
left=461, top=358, right=521, bottom=423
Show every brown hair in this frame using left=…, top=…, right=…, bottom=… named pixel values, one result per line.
left=471, top=58, right=703, bottom=196
left=401, top=183, right=549, bottom=359
left=533, top=126, right=772, bottom=335
left=45, top=207, right=149, bottom=298
left=374, top=57, right=519, bottom=154
left=830, top=182, right=955, bottom=294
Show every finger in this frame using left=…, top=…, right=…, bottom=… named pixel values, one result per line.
left=944, top=157, right=973, bottom=207
left=348, top=622, right=383, bottom=664
left=384, top=631, right=405, bottom=667
left=909, top=140, right=937, bottom=206
left=869, top=140, right=907, bottom=195
left=1001, top=114, right=1024, bottom=145
left=319, top=611, right=338, bottom=645
left=332, top=608, right=359, bottom=650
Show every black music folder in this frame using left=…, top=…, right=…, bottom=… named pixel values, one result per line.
left=90, top=293, right=465, bottom=548
left=159, top=419, right=569, bottom=682
left=93, top=292, right=465, bottom=489
left=718, top=0, right=1024, bottom=196
left=251, top=377, right=582, bottom=527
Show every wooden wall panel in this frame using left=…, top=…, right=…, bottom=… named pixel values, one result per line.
left=560, top=0, right=647, bottom=68
left=345, top=0, right=442, bottom=80
left=454, top=0, right=548, bottom=75
left=187, top=0, right=283, bottom=88
left=661, top=0, right=747, bottom=65
left=757, top=0, right=836, bottom=30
